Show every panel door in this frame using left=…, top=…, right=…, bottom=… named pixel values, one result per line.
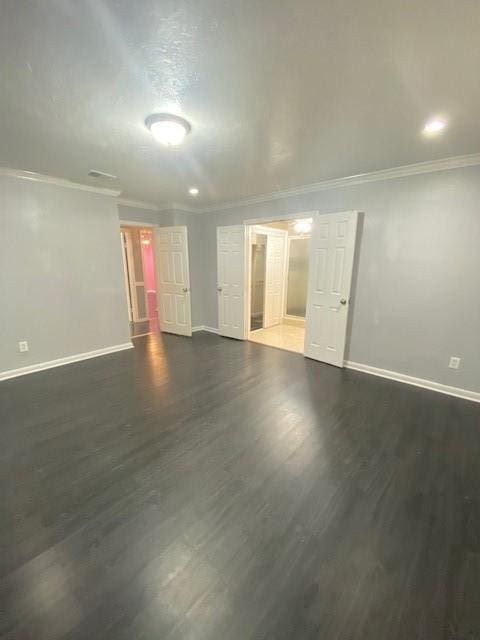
left=304, top=211, right=358, bottom=366
left=154, top=226, right=192, bottom=336
left=217, top=225, right=246, bottom=339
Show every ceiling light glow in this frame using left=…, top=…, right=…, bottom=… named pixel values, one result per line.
left=293, top=219, right=312, bottom=234
left=146, top=113, right=191, bottom=146
left=188, top=187, right=199, bottom=196
left=423, top=119, right=446, bottom=135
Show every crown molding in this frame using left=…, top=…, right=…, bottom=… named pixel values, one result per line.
left=117, top=199, right=200, bottom=215
left=155, top=201, right=202, bottom=214
left=193, top=152, right=480, bottom=213
left=0, top=166, right=121, bottom=197
left=4, top=152, right=479, bottom=214
left=117, top=197, right=162, bottom=212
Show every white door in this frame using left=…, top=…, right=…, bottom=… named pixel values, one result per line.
left=264, top=230, right=287, bottom=328
left=217, top=225, right=246, bottom=339
left=154, top=226, right=192, bottom=336
left=304, top=211, right=358, bottom=367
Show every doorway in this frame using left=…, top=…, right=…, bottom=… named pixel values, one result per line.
left=216, top=211, right=359, bottom=367
left=120, top=225, right=159, bottom=338
left=247, top=219, right=311, bottom=354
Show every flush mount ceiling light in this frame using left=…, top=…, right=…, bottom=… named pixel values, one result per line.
left=188, top=187, right=199, bottom=196
left=145, top=113, right=191, bottom=146
left=423, top=119, right=447, bottom=135
left=293, top=219, right=312, bottom=234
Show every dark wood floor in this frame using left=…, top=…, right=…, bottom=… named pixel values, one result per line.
left=1, top=332, right=479, bottom=640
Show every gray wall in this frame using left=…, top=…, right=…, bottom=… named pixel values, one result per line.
left=200, top=166, right=480, bottom=393
left=117, top=205, right=206, bottom=327
left=0, top=176, right=131, bottom=373
left=2, top=167, right=478, bottom=393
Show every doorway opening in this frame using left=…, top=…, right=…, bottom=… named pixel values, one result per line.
left=120, top=225, right=159, bottom=338
left=217, top=211, right=358, bottom=367
left=247, top=218, right=312, bottom=354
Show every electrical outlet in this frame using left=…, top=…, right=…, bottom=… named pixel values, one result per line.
left=449, top=356, right=461, bottom=370
left=18, top=341, right=29, bottom=353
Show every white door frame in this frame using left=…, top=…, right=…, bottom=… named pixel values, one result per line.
left=122, top=227, right=148, bottom=322
left=240, top=211, right=358, bottom=363
left=244, top=224, right=255, bottom=338
left=119, top=220, right=157, bottom=228
left=120, top=230, right=133, bottom=322
left=245, top=224, right=288, bottom=336
left=243, top=216, right=315, bottom=338
left=219, top=211, right=358, bottom=360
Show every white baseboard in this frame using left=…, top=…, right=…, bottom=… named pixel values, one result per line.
left=345, top=360, right=480, bottom=403
left=192, top=325, right=219, bottom=334
left=0, top=342, right=134, bottom=382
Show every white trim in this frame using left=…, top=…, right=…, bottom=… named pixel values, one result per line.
left=166, top=153, right=480, bottom=214
left=131, top=332, right=152, bottom=339
left=120, top=230, right=133, bottom=322
left=192, top=325, right=219, bottom=334
left=345, top=361, right=480, bottom=404
left=167, top=202, right=203, bottom=214
left=245, top=225, right=254, bottom=338
left=117, top=198, right=161, bottom=212
left=0, top=166, right=121, bottom=197
left=119, top=219, right=158, bottom=228
left=244, top=211, right=318, bottom=225
left=0, top=343, right=133, bottom=382
left=122, top=228, right=147, bottom=322
left=5, top=153, right=478, bottom=213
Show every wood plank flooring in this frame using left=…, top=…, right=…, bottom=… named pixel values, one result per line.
left=1, top=331, right=479, bottom=639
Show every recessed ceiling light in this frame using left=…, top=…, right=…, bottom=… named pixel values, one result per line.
left=423, top=119, right=447, bottom=135
left=188, top=187, right=199, bottom=196
left=145, top=113, right=191, bottom=146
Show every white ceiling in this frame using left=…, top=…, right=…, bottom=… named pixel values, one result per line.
left=1, top=0, right=480, bottom=208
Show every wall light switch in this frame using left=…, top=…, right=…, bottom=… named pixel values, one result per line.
left=449, top=356, right=461, bottom=369
left=18, top=341, right=29, bottom=353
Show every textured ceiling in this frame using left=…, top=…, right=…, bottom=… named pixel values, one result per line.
left=1, top=0, right=480, bottom=207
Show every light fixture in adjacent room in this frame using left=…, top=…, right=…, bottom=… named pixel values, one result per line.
left=188, top=187, right=199, bottom=196
left=145, top=113, right=191, bottom=146
left=423, top=119, right=447, bottom=135
left=293, top=219, right=312, bottom=234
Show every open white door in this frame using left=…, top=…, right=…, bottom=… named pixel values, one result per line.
left=264, top=229, right=288, bottom=328
left=217, top=225, right=246, bottom=339
left=154, top=226, right=192, bottom=337
left=304, top=211, right=358, bottom=367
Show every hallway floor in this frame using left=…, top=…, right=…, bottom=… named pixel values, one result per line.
left=249, top=322, right=305, bottom=353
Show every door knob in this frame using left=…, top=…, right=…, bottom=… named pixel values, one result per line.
left=182, top=287, right=189, bottom=293
left=340, top=298, right=347, bottom=305
left=217, top=287, right=223, bottom=292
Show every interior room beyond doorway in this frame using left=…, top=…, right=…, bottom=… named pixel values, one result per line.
left=248, top=218, right=311, bottom=354
left=120, top=225, right=159, bottom=338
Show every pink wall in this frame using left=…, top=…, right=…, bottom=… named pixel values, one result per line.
left=140, top=230, right=158, bottom=319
